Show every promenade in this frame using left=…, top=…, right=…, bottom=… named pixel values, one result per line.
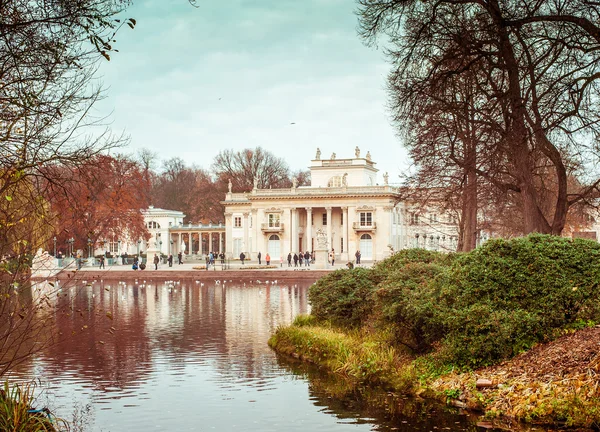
left=44, top=259, right=373, bottom=281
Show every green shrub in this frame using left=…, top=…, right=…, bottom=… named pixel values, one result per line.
left=437, top=234, right=600, bottom=367
left=375, top=262, right=449, bottom=353
left=372, top=248, right=450, bottom=275
left=309, top=267, right=380, bottom=328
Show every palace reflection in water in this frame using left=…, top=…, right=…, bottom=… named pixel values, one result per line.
left=9, top=279, right=537, bottom=432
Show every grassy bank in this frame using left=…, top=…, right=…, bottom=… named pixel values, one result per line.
left=269, top=235, right=600, bottom=428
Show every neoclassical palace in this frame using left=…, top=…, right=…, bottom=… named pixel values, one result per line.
left=222, top=149, right=460, bottom=262
left=94, top=150, right=460, bottom=261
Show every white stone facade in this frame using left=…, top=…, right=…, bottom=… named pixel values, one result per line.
left=222, top=150, right=460, bottom=262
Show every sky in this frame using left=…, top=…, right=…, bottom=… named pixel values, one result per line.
left=94, top=0, right=410, bottom=183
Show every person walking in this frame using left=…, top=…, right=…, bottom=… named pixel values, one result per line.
left=240, top=252, right=245, bottom=265
left=304, top=251, right=310, bottom=266
left=280, top=255, right=283, bottom=267
left=298, top=252, right=303, bottom=266
left=153, top=253, right=159, bottom=270
left=178, top=251, right=183, bottom=265
left=220, top=252, right=225, bottom=264
left=293, top=253, right=299, bottom=267
left=287, top=252, right=292, bottom=267
left=257, top=251, right=262, bottom=265
left=99, top=255, right=105, bottom=269
left=265, top=253, right=271, bottom=265
left=355, top=250, right=361, bottom=265
left=168, top=254, right=173, bottom=267
left=329, top=249, right=335, bottom=266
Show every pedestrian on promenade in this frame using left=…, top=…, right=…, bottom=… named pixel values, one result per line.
left=240, top=252, right=245, bottom=265
left=178, top=251, right=183, bottom=265
left=265, top=253, right=270, bottom=265
left=257, top=251, right=262, bottom=265
left=329, top=249, right=335, bottom=266
left=304, top=251, right=310, bottom=266
left=287, top=253, right=292, bottom=267
left=298, top=252, right=303, bottom=266
left=355, top=250, right=361, bottom=264
left=168, top=254, right=173, bottom=267
left=99, top=255, right=105, bottom=269
left=153, top=253, right=159, bottom=270
left=293, top=253, right=298, bottom=267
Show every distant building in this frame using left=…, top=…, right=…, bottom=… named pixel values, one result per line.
left=222, top=149, right=460, bottom=262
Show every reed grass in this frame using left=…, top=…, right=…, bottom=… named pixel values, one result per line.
left=0, top=380, right=65, bottom=432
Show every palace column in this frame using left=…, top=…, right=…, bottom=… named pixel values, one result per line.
left=291, top=207, right=298, bottom=253
left=243, top=212, right=249, bottom=255
left=342, top=206, right=348, bottom=261
left=225, top=213, right=233, bottom=258
left=219, top=232, right=223, bottom=254
left=305, top=207, right=312, bottom=252
left=326, top=207, right=332, bottom=252
left=252, top=209, right=260, bottom=255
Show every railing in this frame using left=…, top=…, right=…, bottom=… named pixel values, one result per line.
left=247, top=185, right=397, bottom=196
left=352, top=222, right=377, bottom=231
left=261, top=223, right=284, bottom=232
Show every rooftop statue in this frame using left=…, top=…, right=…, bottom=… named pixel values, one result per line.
left=366, top=151, right=372, bottom=161
left=383, top=172, right=389, bottom=185
left=228, top=179, right=232, bottom=193
left=355, top=146, right=360, bottom=158
left=315, top=148, right=321, bottom=160
left=331, top=152, right=336, bottom=160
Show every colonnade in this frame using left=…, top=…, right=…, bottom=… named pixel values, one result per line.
left=169, top=231, right=225, bottom=256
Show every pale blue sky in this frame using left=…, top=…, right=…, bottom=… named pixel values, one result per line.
left=95, top=0, right=409, bottom=182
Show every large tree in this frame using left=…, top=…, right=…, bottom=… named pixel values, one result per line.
left=212, top=147, right=309, bottom=192
left=0, top=0, right=136, bottom=377
left=151, top=157, right=225, bottom=224
left=357, top=0, right=600, bottom=235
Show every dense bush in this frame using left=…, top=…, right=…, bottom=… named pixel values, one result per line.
left=308, top=236, right=600, bottom=369
left=375, top=262, right=449, bottom=353
left=436, top=234, right=600, bottom=367
left=308, top=267, right=380, bottom=328
left=372, top=249, right=450, bottom=275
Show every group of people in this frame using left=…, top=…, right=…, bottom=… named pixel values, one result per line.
left=207, top=251, right=226, bottom=268
left=286, top=251, right=314, bottom=267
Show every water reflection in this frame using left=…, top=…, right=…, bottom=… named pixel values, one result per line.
left=9, top=279, right=544, bottom=431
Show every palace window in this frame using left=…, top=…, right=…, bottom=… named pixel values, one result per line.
left=322, top=213, right=327, bottom=226
left=109, top=241, right=119, bottom=254
left=268, top=213, right=281, bottom=227
left=328, top=176, right=342, bottom=187
left=147, top=221, right=160, bottom=229
left=410, top=213, right=420, bottom=225
left=429, top=213, right=438, bottom=223
left=359, top=212, right=372, bottom=226
left=234, top=217, right=242, bottom=228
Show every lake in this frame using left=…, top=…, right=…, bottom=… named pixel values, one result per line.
left=8, top=277, right=538, bottom=431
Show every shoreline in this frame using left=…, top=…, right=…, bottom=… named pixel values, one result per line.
left=35, top=265, right=333, bottom=281
left=269, top=322, right=600, bottom=430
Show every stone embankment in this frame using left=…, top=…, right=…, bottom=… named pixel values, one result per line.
left=45, top=262, right=333, bottom=281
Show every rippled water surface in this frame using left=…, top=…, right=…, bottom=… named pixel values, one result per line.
left=9, top=278, right=534, bottom=431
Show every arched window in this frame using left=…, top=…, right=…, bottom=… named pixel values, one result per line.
left=360, top=233, right=373, bottom=259
left=268, top=234, right=281, bottom=258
